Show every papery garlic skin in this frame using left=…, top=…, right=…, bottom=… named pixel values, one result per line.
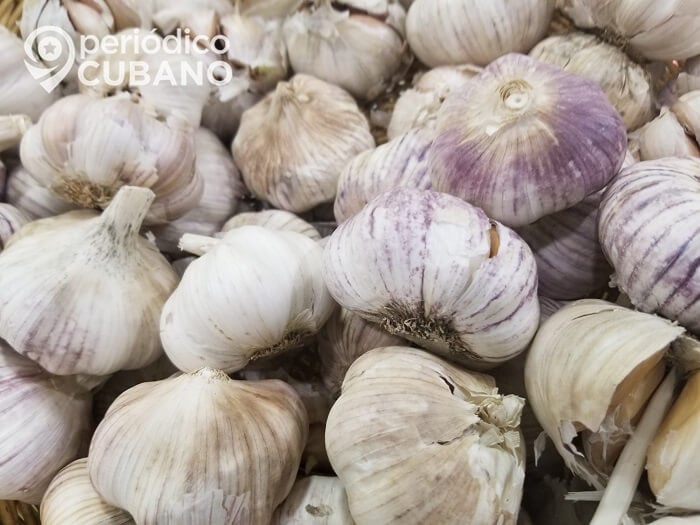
left=89, top=369, right=308, bottom=525
left=429, top=53, right=627, bottom=227
left=0, top=114, right=31, bottom=152
left=637, top=108, right=700, bottom=160
left=233, top=74, right=374, bottom=212
left=41, top=458, right=134, bottom=525
left=0, top=203, right=30, bottom=251
left=406, top=0, right=554, bottom=68
left=201, top=88, right=262, bottom=142
left=272, top=476, right=353, bottom=525
left=323, top=189, right=539, bottom=368
left=238, top=0, right=302, bottom=18
left=151, top=0, right=233, bottom=38
left=221, top=210, right=321, bottom=241
left=326, top=346, right=525, bottom=524
left=5, top=164, right=79, bottom=220
left=0, top=343, right=92, bottom=504
left=599, top=158, right=700, bottom=334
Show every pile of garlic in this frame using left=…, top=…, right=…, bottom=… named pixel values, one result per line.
left=1, top=0, right=700, bottom=524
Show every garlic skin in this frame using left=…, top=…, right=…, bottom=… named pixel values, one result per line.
left=530, top=33, right=654, bottom=131
left=5, top=164, right=79, bottom=220
left=283, top=1, right=406, bottom=100
left=334, top=129, right=432, bottom=223
left=201, top=88, right=262, bottom=142
left=20, top=94, right=201, bottom=224
left=406, top=0, right=554, bottom=68
left=238, top=0, right=302, bottom=18
left=272, top=477, right=353, bottom=525
left=41, top=459, right=134, bottom=525
left=637, top=107, right=700, bottom=160
left=525, top=300, right=684, bottom=486
left=326, top=346, right=525, bottom=524
left=323, top=189, right=540, bottom=368
left=429, top=53, right=627, bottom=228
left=0, top=186, right=178, bottom=376
left=649, top=518, right=700, bottom=525
left=0, top=203, right=30, bottom=251
left=221, top=210, right=321, bottom=241
left=232, top=75, right=374, bottom=212
left=162, top=226, right=335, bottom=373
left=599, top=158, right=700, bottom=334
left=89, top=369, right=308, bottom=525
left=0, top=343, right=92, bottom=504
left=676, top=56, right=700, bottom=96
left=0, top=114, right=31, bottom=152
left=151, top=0, right=233, bottom=38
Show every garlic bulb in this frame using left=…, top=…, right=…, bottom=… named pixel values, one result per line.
left=239, top=0, right=303, bottom=18
left=323, top=189, right=539, bottom=368
left=538, top=296, right=569, bottom=322
left=272, top=477, right=353, bottom=525
left=334, top=129, right=432, bottom=223
left=221, top=209, right=321, bottom=241
left=0, top=186, right=178, bottom=376
left=0, top=342, right=91, bottom=504
left=41, top=459, right=134, bottom=525
left=232, top=74, right=374, bottom=212
left=637, top=107, right=700, bottom=160
left=151, top=0, right=233, bottom=39
left=599, top=158, right=700, bottom=334
left=5, top=163, right=79, bottom=220
left=20, top=94, right=201, bottom=224
left=406, top=0, right=554, bottom=68
left=162, top=226, right=335, bottom=373
left=0, top=203, right=30, bottom=251
left=201, top=88, right=262, bottom=142
left=530, top=33, right=654, bottom=130
left=525, top=300, right=685, bottom=485
left=152, top=128, right=245, bottom=254
left=0, top=114, right=31, bottom=152
left=89, top=369, right=308, bottom=524
left=387, top=65, right=480, bottom=140
left=283, top=0, right=406, bottom=100
left=326, top=346, right=525, bottom=524
left=676, top=56, right=700, bottom=96
left=673, top=90, right=700, bottom=141
left=428, top=53, right=627, bottom=227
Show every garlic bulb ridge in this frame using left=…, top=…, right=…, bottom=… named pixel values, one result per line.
left=5, top=163, right=79, bottom=220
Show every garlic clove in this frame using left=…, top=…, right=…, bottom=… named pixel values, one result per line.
left=104, top=0, right=151, bottom=30
left=673, top=90, right=700, bottom=141
left=0, top=114, right=31, bottom=152
left=637, top=108, right=700, bottom=161
left=63, top=0, right=115, bottom=37
left=429, top=53, right=627, bottom=227
left=220, top=209, right=321, bottom=241
left=272, top=476, right=353, bottom=525
left=88, top=368, right=308, bottom=524
left=5, top=163, right=79, bottom=220
left=0, top=203, right=30, bottom=251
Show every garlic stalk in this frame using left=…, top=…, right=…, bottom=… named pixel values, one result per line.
left=0, top=203, right=30, bottom=251
left=221, top=209, right=321, bottom=241
left=0, top=114, right=31, bottom=152
left=272, top=477, right=353, bottom=525
left=5, top=163, right=79, bottom=220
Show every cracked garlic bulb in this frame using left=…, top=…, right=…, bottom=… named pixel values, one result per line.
left=221, top=209, right=321, bottom=241
left=89, top=369, right=308, bottom=524
left=326, top=346, right=525, bottom=524
left=323, top=189, right=539, bottom=368
left=429, top=53, right=627, bottom=227
left=273, top=476, right=353, bottom=525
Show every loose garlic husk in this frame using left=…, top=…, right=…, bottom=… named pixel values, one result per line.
left=637, top=107, right=700, bottom=160
left=599, top=158, right=700, bottom=335
left=20, top=94, right=201, bottom=224
left=221, top=209, right=321, bottom=241
left=0, top=203, right=30, bottom=251
left=525, top=299, right=685, bottom=486
left=429, top=53, right=627, bottom=227
left=283, top=0, right=407, bottom=100
left=530, top=33, right=654, bottom=130
left=88, top=369, right=308, bottom=524
left=41, top=458, right=134, bottom=525
left=162, top=226, right=335, bottom=373
left=272, top=477, right=353, bottom=525
left=387, top=65, right=480, bottom=140
left=0, top=114, right=31, bottom=152
left=406, top=0, right=554, bottom=68
left=0, top=186, right=178, bottom=376
left=334, top=129, right=432, bottom=223
left=232, top=74, right=374, bottom=212
left=5, top=163, right=79, bottom=220
left=326, top=346, right=525, bottom=524
left=323, top=189, right=539, bottom=368
left=0, top=342, right=92, bottom=504
left=676, top=56, right=700, bottom=96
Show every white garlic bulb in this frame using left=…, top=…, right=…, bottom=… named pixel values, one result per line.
left=41, top=458, right=134, bottom=525
left=273, top=476, right=353, bottom=525
left=232, top=74, right=374, bottom=212
left=676, top=56, right=700, bottom=96
left=20, top=93, right=201, bottom=224
left=238, top=0, right=303, bottom=18
left=0, top=114, right=31, bottom=152
left=5, top=163, right=79, bottom=220
left=151, top=0, right=233, bottom=39
left=221, top=209, right=321, bottom=241
left=637, top=107, right=700, bottom=160
left=429, top=53, right=627, bottom=227
left=0, top=342, right=92, bottom=504
left=89, top=369, right=308, bottom=524
left=406, top=0, right=554, bottom=68
left=323, top=189, right=539, bottom=368
left=0, top=186, right=178, bottom=376
left=0, top=203, right=30, bottom=251
left=162, top=226, right=335, bottom=373
left=334, top=129, right=432, bottom=223
left=326, top=346, right=525, bottom=524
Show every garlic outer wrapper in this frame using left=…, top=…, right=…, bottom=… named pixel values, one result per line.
left=0, top=203, right=30, bottom=251
left=0, top=186, right=178, bottom=376
left=89, top=369, right=308, bottom=525
left=272, top=476, right=353, bottom=525
left=5, top=163, right=79, bottom=220
left=0, top=114, right=31, bottom=152
left=220, top=209, right=321, bottom=241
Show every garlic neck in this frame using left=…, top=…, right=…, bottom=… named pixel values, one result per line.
left=97, top=186, right=154, bottom=246
left=179, top=233, right=221, bottom=256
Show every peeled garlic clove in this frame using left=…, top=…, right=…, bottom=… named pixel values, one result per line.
left=599, top=158, right=700, bottom=335
left=0, top=186, right=179, bottom=376
left=327, top=346, right=525, bottom=524
left=525, top=299, right=684, bottom=485
left=238, top=0, right=303, bottom=18
left=0, top=342, right=92, bottom=504
left=0, top=114, right=31, bottom=152
left=323, top=188, right=539, bottom=368
left=89, top=369, right=308, bottom=524
left=232, top=74, right=374, bottom=212
left=676, top=56, right=700, bottom=96
left=221, top=209, right=321, bottom=241
left=272, top=476, right=352, bottom=525
left=429, top=53, right=627, bottom=227
left=637, top=108, right=700, bottom=160
left=5, top=163, right=79, bottom=220
left=406, top=0, right=554, bottom=68
left=0, top=203, right=30, bottom=251
left=162, top=226, right=335, bottom=373
left=41, top=458, right=134, bottom=525
left=334, top=129, right=432, bottom=223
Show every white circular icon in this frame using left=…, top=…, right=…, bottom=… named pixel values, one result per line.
left=37, top=36, right=63, bottom=61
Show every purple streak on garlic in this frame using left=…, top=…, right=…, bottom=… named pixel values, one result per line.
left=428, top=53, right=627, bottom=228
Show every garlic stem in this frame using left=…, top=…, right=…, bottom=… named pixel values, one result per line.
left=178, top=233, right=221, bottom=256
left=98, top=186, right=155, bottom=240
left=0, top=114, right=31, bottom=152
left=590, top=369, right=680, bottom=525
